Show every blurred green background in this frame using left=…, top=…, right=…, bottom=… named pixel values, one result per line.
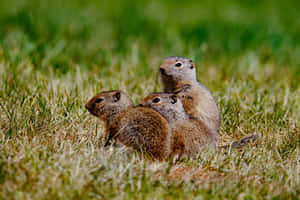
left=0, top=0, right=300, bottom=77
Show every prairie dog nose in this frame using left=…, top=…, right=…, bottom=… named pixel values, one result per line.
left=160, top=68, right=166, bottom=75
left=85, top=103, right=94, bottom=111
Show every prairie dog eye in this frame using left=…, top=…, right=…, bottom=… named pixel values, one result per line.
left=95, top=98, right=104, bottom=103
left=152, top=98, right=160, bottom=103
left=175, top=62, right=182, bottom=67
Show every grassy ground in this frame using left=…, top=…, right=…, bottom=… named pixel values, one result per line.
left=0, top=0, right=299, bottom=199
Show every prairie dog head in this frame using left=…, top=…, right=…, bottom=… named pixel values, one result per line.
left=85, top=90, right=134, bottom=120
left=160, top=57, right=197, bottom=90
left=140, top=93, right=188, bottom=123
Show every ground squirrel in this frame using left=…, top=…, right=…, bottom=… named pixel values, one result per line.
left=140, top=93, right=216, bottom=160
left=159, top=56, right=220, bottom=141
left=85, top=90, right=171, bottom=161
left=140, top=93, right=258, bottom=159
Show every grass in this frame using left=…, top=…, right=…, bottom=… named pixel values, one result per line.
left=0, top=0, right=299, bottom=199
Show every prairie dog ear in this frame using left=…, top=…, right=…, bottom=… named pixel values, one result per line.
left=114, top=92, right=121, bottom=102
left=171, top=95, right=177, bottom=104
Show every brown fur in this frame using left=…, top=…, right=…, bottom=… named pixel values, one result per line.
left=159, top=56, right=220, bottom=141
left=171, top=119, right=216, bottom=159
left=86, top=91, right=171, bottom=161
left=140, top=93, right=216, bottom=160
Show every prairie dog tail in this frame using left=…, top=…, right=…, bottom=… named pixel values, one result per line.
left=219, top=134, right=259, bottom=149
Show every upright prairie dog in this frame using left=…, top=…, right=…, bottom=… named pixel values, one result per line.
left=159, top=56, right=220, bottom=140
left=140, top=93, right=216, bottom=160
left=85, top=90, right=171, bottom=161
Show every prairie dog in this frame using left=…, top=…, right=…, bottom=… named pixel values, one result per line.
left=159, top=56, right=220, bottom=140
left=85, top=90, right=171, bottom=161
left=140, top=93, right=216, bottom=160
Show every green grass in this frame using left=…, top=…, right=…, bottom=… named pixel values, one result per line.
left=0, top=0, right=299, bottom=199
